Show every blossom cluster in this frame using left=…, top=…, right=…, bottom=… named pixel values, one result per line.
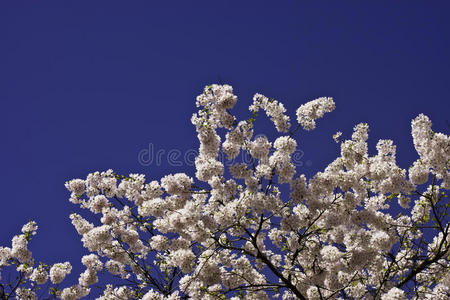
left=1, top=84, right=449, bottom=299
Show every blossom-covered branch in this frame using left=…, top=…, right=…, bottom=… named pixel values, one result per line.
left=1, top=84, right=448, bottom=299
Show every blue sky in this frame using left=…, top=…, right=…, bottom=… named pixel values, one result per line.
left=1, top=0, right=449, bottom=296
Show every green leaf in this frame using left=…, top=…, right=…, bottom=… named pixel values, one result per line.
left=386, top=193, right=399, bottom=200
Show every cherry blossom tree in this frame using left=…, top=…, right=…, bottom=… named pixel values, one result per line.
left=1, top=84, right=449, bottom=299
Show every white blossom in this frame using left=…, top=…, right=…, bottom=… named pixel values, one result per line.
left=50, top=262, right=72, bottom=284
left=1, top=84, right=449, bottom=300
left=296, top=96, right=335, bottom=130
